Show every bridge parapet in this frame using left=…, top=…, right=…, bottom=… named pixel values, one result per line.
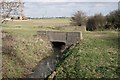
left=47, top=31, right=66, bottom=43
left=66, top=32, right=81, bottom=46
left=37, top=31, right=82, bottom=46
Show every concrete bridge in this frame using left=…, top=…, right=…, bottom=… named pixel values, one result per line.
left=37, top=31, right=82, bottom=49
left=30, top=31, right=82, bottom=78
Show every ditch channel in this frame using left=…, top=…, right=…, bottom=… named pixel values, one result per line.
left=28, top=41, right=72, bottom=79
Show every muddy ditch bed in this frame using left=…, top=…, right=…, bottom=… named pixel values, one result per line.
left=27, top=44, right=75, bottom=79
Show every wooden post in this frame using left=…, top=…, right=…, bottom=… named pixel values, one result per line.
left=80, top=31, right=83, bottom=40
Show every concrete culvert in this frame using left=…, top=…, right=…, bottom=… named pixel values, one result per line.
left=51, top=42, right=66, bottom=50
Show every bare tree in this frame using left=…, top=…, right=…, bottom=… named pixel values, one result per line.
left=0, top=0, right=24, bottom=23
left=70, top=11, right=87, bottom=26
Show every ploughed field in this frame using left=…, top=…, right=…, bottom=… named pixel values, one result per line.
left=1, top=19, right=119, bottom=78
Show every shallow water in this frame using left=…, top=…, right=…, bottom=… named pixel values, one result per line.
left=28, top=48, right=62, bottom=78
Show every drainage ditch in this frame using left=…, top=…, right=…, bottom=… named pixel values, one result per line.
left=28, top=41, right=67, bottom=78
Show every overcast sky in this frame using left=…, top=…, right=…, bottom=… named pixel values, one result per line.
left=24, top=2, right=118, bottom=18
left=6, top=0, right=119, bottom=2
left=4, top=0, right=119, bottom=18
left=23, top=0, right=119, bottom=2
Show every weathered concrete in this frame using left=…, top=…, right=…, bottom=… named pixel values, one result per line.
left=66, top=32, right=81, bottom=46
left=47, top=31, right=66, bottom=43
left=37, top=31, right=82, bottom=46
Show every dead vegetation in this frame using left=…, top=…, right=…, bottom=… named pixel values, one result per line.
left=2, top=31, right=16, bottom=55
left=2, top=31, right=53, bottom=78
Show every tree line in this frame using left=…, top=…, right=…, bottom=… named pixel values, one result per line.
left=70, top=9, right=120, bottom=31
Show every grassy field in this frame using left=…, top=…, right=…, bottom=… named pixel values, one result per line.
left=2, top=18, right=71, bottom=78
left=1, top=19, right=119, bottom=78
left=1, top=18, right=71, bottom=38
left=56, top=31, right=119, bottom=78
left=2, top=18, right=70, bottom=30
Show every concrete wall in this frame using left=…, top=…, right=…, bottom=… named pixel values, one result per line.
left=47, top=31, right=66, bottom=43
left=59, top=26, right=86, bottom=31
left=37, top=31, right=82, bottom=46
left=66, top=32, right=80, bottom=46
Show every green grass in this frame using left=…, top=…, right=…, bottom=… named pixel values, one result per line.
left=2, top=19, right=119, bottom=78
left=1, top=18, right=71, bottom=36
left=2, top=18, right=70, bottom=28
left=56, top=31, right=119, bottom=78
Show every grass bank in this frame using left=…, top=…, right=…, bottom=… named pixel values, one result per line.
left=56, top=31, right=119, bottom=78
left=2, top=30, right=53, bottom=78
